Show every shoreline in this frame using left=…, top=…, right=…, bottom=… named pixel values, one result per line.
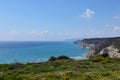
left=0, top=55, right=88, bottom=64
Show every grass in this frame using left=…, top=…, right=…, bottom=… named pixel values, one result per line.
left=0, top=56, right=120, bottom=80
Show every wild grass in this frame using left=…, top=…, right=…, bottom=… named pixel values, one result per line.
left=0, top=55, right=120, bottom=80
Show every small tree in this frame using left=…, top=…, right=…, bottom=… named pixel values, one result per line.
left=49, top=56, right=56, bottom=61
left=57, top=55, right=71, bottom=60
left=101, top=53, right=109, bottom=58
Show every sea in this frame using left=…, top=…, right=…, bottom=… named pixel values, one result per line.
left=0, top=41, right=88, bottom=64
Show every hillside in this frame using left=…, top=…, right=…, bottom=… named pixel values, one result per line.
left=74, top=37, right=120, bottom=58
left=0, top=56, right=120, bottom=80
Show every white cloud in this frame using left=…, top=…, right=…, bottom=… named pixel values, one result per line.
left=79, top=24, right=120, bottom=38
left=1, top=30, right=48, bottom=36
left=0, top=30, right=50, bottom=41
left=113, top=15, right=120, bottom=19
left=29, top=30, right=49, bottom=36
left=41, top=30, right=49, bottom=35
left=80, top=9, right=95, bottom=19
left=105, top=24, right=112, bottom=27
left=113, top=26, right=120, bottom=32
left=10, top=29, right=19, bottom=35
left=1, top=26, right=120, bottom=41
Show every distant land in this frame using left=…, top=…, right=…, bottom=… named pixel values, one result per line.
left=74, top=37, right=120, bottom=58
left=64, top=38, right=83, bottom=42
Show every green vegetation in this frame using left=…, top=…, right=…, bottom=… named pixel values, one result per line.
left=49, top=55, right=71, bottom=61
left=113, top=39, right=120, bottom=49
left=0, top=55, right=120, bottom=80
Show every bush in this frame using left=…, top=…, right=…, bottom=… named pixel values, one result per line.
left=101, top=53, right=109, bottom=58
left=57, top=55, right=71, bottom=60
left=8, top=63, right=24, bottom=70
left=49, top=56, right=56, bottom=61
left=49, top=55, right=71, bottom=61
left=91, top=56, right=104, bottom=62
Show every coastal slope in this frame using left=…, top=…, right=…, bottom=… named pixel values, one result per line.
left=74, top=37, right=120, bottom=58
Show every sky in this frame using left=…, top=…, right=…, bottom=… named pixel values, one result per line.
left=0, top=0, right=120, bottom=41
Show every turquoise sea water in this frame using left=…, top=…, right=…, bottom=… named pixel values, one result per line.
left=0, top=41, right=88, bottom=64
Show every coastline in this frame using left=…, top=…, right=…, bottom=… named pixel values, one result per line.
left=0, top=41, right=88, bottom=64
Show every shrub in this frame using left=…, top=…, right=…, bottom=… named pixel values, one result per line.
left=57, top=55, right=71, bottom=60
left=49, top=55, right=71, bottom=61
left=91, top=56, right=104, bottom=62
left=101, top=53, right=109, bottom=58
left=8, top=63, right=24, bottom=70
left=49, top=56, right=56, bottom=61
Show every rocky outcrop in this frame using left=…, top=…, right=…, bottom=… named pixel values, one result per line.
left=99, top=46, right=120, bottom=58
left=74, top=37, right=120, bottom=58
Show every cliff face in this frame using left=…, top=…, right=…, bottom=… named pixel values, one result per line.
left=99, top=46, right=120, bottom=57
left=74, top=37, right=120, bottom=58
